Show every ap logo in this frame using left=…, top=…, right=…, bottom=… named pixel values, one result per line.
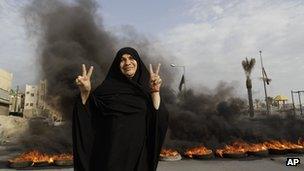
left=286, top=158, right=300, bottom=166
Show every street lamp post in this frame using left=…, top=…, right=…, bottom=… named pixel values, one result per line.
left=14, top=85, right=19, bottom=112
left=170, top=64, right=186, bottom=91
left=259, top=51, right=270, bottom=115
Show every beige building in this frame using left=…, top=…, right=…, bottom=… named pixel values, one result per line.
left=23, top=84, right=38, bottom=118
left=24, top=84, right=38, bottom=110
left=23, top=80, right=47, bottom=118
left=37, top=80, right=47, bottom=109
left=21, top=80, right=62, bottom=123
left=0, top=68, right=13, bottom=115
left=9, top=91, right=25, bottom=113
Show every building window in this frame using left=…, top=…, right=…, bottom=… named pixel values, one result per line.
left=31, top=93, right=34, bottom=97
left=26, top=103, right=29, bottom=106
left=30, top=103, right=33, bottom=106
left=26, top=92, right=29, bottom=94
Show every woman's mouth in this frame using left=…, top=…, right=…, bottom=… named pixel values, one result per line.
left=124, top=67, right=133, bottom=70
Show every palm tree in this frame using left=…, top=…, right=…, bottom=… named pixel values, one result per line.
left=242, top=58, right=256, bottom=117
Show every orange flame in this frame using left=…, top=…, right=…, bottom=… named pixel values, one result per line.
left=52, top=153, right=73, bottom=161
left=184, top=146, right=212, bottom=158
left=298, top=138, right=304, bottom=146
left=160, top=149, right=180, bottom=157
left=263, top=140, right=303, bottom=150
left=247, top=143, right=267, bottom=152
left=9, top=150, right=73, bottom=164
left=216, top=140, right=248, bottom=157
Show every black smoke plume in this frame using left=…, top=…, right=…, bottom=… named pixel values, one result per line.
left=164, top=83, right=304, bottom=151
left=25, top=0, right=175, bottom=120
left=25, top=0, right=115, bottom=120
left=22, top=0, right=304, bottom=154
left=21, top=0, right=175, bottom=152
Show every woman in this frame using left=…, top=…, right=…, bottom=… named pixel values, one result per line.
left=73, top=47, right=169, bottom=171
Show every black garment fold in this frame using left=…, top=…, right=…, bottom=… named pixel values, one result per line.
left=72, top=47, right=169, bottom=171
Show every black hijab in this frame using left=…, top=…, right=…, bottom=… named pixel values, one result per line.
left=92, top=47, right=152, bottom=115
left=105, top=47, right=150, bottom=88
left=73, top=47, right=168, bottom=171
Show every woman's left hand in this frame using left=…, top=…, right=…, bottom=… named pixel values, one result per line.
left=149, top=63, right=162, bottom=93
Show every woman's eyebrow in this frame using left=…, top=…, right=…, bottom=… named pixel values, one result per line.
left=128, top=56, right=134, bottom=60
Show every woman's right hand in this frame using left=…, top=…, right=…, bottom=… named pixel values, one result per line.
left=75, top=64, right=94, bottom=104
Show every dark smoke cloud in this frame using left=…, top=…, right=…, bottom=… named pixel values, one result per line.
left=25, top=0, right=175, bottom=120
left=18, top=119, right=72, bottom=153
left=164, top=83, right=247, bottom=149
left=20, top=0, right=176, bottom=152
left=22, top=0, right=304, bottom=154
left=164, top=83, right=304, bottom=151
left=25, top=0, right=117, bottom=120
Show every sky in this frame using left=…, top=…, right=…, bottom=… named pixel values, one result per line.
left=1, top=0, right=304, bottom=103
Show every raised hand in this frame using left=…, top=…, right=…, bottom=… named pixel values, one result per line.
left=149, top=63, right=162, bottom=93
left=75, top=64, right=94, bottom=98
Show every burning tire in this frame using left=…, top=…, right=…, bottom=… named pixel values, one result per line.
left=288, top=148, right=304, bottom=154
left=262, top=140, right=303, bottom=155
left=8, top=161, right=32, bottom=168
left=7, top=150, right=73, bottom=169
left=268, top=148, right=288, bottom=155
left=222, top=152, right=247, bottom=158
left=247, top=150, right=269, bottom=157
left=184, top=146, right=213, bottom=160
left=32, top=161, right=50, bottom=167
left=215, top=140, right=248, bottom=158
left=160, top=149, right=182, bottom=161
left=54, top=159, right=74, bottom=166
left=159, top=154, right=182, bottom=161
left=188, top=153, right=214, bottom=160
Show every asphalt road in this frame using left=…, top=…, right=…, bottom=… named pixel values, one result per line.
left=1, top=153, right=303, bottom=171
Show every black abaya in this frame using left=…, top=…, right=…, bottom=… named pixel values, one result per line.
left=72, top=47, right=169, bottom=171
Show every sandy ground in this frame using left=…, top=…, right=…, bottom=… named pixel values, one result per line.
left=1, top=147, right=303, bottom=171
left=0, top=115, right=28, bottom=145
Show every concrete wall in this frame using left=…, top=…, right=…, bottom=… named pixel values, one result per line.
left=0, top=68, right=12, bottom=91
left=37, top=80, right=47, bottom=109
left=9, top=93, right=25, bottom=112
left=24, top=84, right=38, bottom=110
left=23, top=80, right=47, bottom=118
left=0, top=68, right=12, bottom=115
left=0, top=105, right=9, bottom=116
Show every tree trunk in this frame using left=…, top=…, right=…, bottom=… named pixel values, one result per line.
left=246, top=78, right=254, bottom=117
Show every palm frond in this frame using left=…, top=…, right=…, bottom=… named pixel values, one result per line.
left=242, top=57, right=256, bottom=77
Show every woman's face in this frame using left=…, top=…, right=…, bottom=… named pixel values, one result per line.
left=120, top=53, right=138, bottom=78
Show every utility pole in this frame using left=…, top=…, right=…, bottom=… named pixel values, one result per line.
left=182, top=66, right=186, bottom=91
left=290, top=90, right=304, bottom=116
left=170, top=64, right=186, bottom=92
left=298, top=91, right=303, bottom=115
left=291, top=90, right=296, bottom=116
left=14, top=85, right=19, bottom=112
left=259, top=51, right=270, bottom=115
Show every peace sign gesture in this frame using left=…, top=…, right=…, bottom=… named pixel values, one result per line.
left=149, top=63, right=162, bottom=93
left=75, top=64, right=94, bottom=94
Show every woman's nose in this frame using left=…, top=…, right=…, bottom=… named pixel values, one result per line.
left=125, top=59, right=131, bottom=65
